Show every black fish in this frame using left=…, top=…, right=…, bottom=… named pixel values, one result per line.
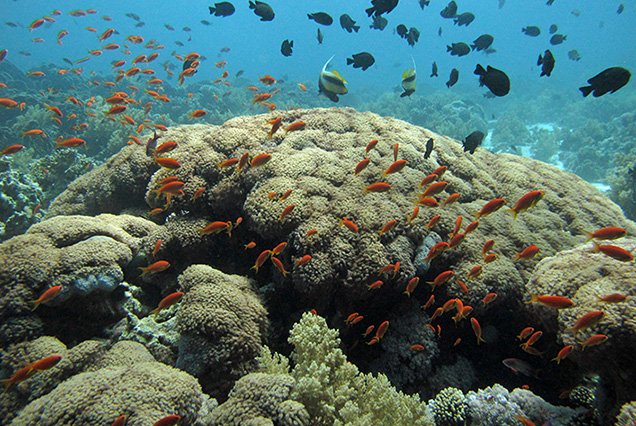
left=126, top=13, right=141, bottom=21
left=183, top=26, right=192, bottom=32
left=5, top=22, right=18, bottom=28
left=135, top=22, right=145, bottom=27
left=308, top=12, right=333, bottom=26
left=200, top=20, right=211, bottom=25
left=146, top=131, right=159, bottom=156
left=522, top=26, right=540, bottom=37
left=471, top=34, right=494, bottom=51
left=431, top=61, right=438, bottom=77
left=419, top=0, right=430, bottom=9
left=579, top=67, right=631, bottom=97
left=567, top=49, right=581, bottom=61
left=164, top=24, right=174, bottom=31
left=209, top=2, right=235, bottom=17
left=175, top=41, right=184, bottom=47
left=396, top=24, right=408, bottom=38
left=546, top=0, right=555, bottom=4
left=406, top=28, right=420, bottom=46
left=339, top=14, right=359, bottom=33
left=447, top=42, right=470, bottom=57
left=440, top=1, right=458, bottom=18
left=249, top=1, right=275, bottom=21
left=424, top=138, right=434, bottom=159
left=365, top=0, right=399, bottom=17
left=236, top=70, right=244, bottom=77
left=347, top=52, right=375, bottom=71
left=281, top=39, right=293, bottom=57
left=474, top=64, right=510, bottom=97
left=550, top=34, right=566, bottom=45
left=446, top=68, right=459, bottom=87
left=317, top=28, right=323, bottom=44
left=370, top=15, right=388, bottom=30
left=617, top=4, right=624, bottom=14
left=537, top=49, right=555, bottom=77
left=463, top=131, right=484, bottom=154
left=549, top=24, right=558, bottom=34
left=438, top=27, right=442, bottom=36
left=454, top=12, right=475, bottom=26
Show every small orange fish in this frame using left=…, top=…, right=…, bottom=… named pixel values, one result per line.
left=279, top=204, right=296, bottom=221
left=152, top=239, right=162, bottom=258
left=155, top=141, right=178, bottom=154
left=482, top=292, right=497, bottom=305
left=237, top=152, right=250, bottom=172
left=425, top=241, right=449, bottom=261
left=528, top=294, right=574, bottom=309
left=464, top=221, right=479, bottom=234
left=362, top=325, right=375, bottom=337
left=470, top=317, right=485, bottom=344
left=425, top=214, right=441, bottom=229
left=483, top=253, right=497, bottom=263
left=111, top=414, right=127, bottom=426
left=285, top=121, right=306, bottom=133
left=259, top=74, right=276, bottom=85
left=378, top=219, right=397, bottom=236
left=420, top=173, right=439, bottom=187
left=521, top=331, right=543, bottom=349
left=155, top=157, right=181, bottom=169
left=569, top=310, right=605, bottom=334
left=139, top=260, right=170, bottom=276
left=448, top=233, right=466, bottom=249
left=250, top=153, right=272, bottom=167
left=442, top=192, right=460, bottom=206
left=509, top=190, right=544, bottom=219
left=597, top=293, right=628, bottom=303
left=279, top=189, right=293, bottom=201
left=375, top=320, right=390, bottom=340
left=410, top=344, right=425, bottom=351
left=200, top=221, right=232, bottom=236
left=22, top=129, right=46, bottom=137
left=580, top=334, right=608, bottom=349
left=152, top=291, right=184, bottom=315
left=517, top=327, right=535, bottom=341
left=367, top=280, right=384, bottom=290
left=392, top=143, right=399, bottom=161
left=355, top=158, right=371, bottom=175
left=422, top=181, right=448, bottom=197
left=107, top=105, right=127, bottom=115
left=585, top=226, right=627, bottom=241
left=514, top=245, right=540, bottom=261
left=189, top=109, right=206, bottom=118
left=244, top=241, right=257, bottom=250
left=32, top=285, right=63, bottom=310
left=365, top=139, right=378, bottom=155
left=1, top=144, right=25, bottom=155
left=297, top=83, right=307, bottom=91
left=192, top=187, right=206, bottom=201
left=365, top=182, right=391, bottom=193
left=0, top=98, right=19, bottom=108
left=252, top=250, right=272, bottom=273
left=219, top=158, right=240, bottom=168
left=271, top=242, right=287, bottom=256
left=482, top=239, right=495, bottom=256
left=1, top=355, right=62, bottom=390
left=267, top=117, right=282, bottom=138
left=340, top=217, right=359, bottom=233
left=422, top=294, right=435, bottom=310
left=270, top=256, right=289, bottom=276
left=456, top=279, right=469, bottom=294
left=591, top=242, right=634, bottom=262
left=406, top=206, right=420, bottom=224
left=295, top=254, right=312, bottom=267
left=475, top=198, right=506, bottom=219
left=552, top=345, right=574, bottom=364
left=418, top=197, right=439, bottom=207
left=403, top=277, right=419, bottom=296
left=383, top=159, right=407, bottom=176
left=153, top=415, right=181, bottom=426
left=306, top=229, right=318, bottom=237
left=44, top=103, right=63, bottom=117
left=253, top=93, right=272, bottom=103
left=466, top=265, right=482, bottom=280
left=427, top=270, right=455, bottom=290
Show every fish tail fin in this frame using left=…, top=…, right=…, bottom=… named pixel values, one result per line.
left=403, top=290, right=411, bottom=297
left=446, top=45, right=452, bottom=52
left=474, top=64, right=485, bottom=75
left=208, top=6, right=215, bottom=14
left=30, top=300, right=40, bottom=311
left=507, top=208, right=518, bottom=219
left=591, top=241, right=600, bottom=253
left=527, top=294, right=539, bottom=304
left=353, top=25, right=360, bottom=33
left=537, top=54, right=543, bottom=66
left=138, top=267, right=148, bottom=277
left=150, top=307, right=160, bottom=315
left=579, top=85, right=593, bottom=97
left=346, top=58, right=353, bottom=65
left=248, top=1, right=255, bottom=9
left=365, top=7, right=375, bottom=17
left=584, top=231, right=594, bottom=242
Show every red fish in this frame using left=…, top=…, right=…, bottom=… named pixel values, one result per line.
left=152, top=291, right=184, bottom=314
left=427, top=270, right=454, bottom=290
left=340, top=217, right=359, bottom=233
left=365, top=139, right=378, bottom=155
left=517, top=327, right=535, bottom=341
left=200, top=221, right=232, bottom=236
left=259, top=74, right=276, bottom=85
left=580, top=334, right=608, bottom=349
left=528, top=294, right=574, bottom=309
left=271, top=256, right=289, bottom=276
left=153, top=415, right=181, bottom=426
left=355, top=158, right=370, bottom=175
left=406, top=206, right=420, bottom=224
left=552, top=345, right=573, bottom=364
left=250, top=153, right=272, bottom=167
left=383, top=159, right=407, bottom=176
left=474, top=198, right=506, bottom=219
left=295, top=254, right=312, bottom=267
left=111, top=415, right=126, bottom=426
left=403, top=277, right=419, bottom=296
left=509, top=190, right=544, bottom=219
left=514, top=245, right=540, bottom=261
left=422, top=181, right=448, bottom=197
left=189, top=109, right=206, bottom=118
left=597, top=293, right=628, bottom=303
left=1, top=144, right=24, bottom=155
left=285, top=121, right=306, bottom=133
left=32, top=285, right=63, bottom=310
left=591, top=242, right=633, bottom=262
left=378, top=219, right=397, bottom=236
left=470, top=317, right=485, bottom=344
left=139, top=260, right=170, bottom=276
left=569, top=310, right=604, bottom=334
left=585, top=226, right=627, bottom=241
left=155, top=157, right=181, bottom=169
left=368, top=280, right=384, bottom=290
left=267, top=117, right=282, bottom=138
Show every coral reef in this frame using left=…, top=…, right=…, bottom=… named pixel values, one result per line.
left=608, top=153, right=636, bottom=220
left=525, top=237, right=636, bottom=418
left=0, top=161, right=43, bottom=242
left=428, top=387, right=467, bottom=426
left=616, top=401, right=636, bottom=426
left=0, top=214, right=158, bottom=347
left=175, top=265, right=269, bottom=399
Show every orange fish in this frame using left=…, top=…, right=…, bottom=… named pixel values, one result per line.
left=448, top=233, right=466, bottom=249
left=403, top=277, right=419, bottom=296
left=375, top=320, right=389, bottom=340
left=475, top=197, right=506, bottom=219
left=569, top=310, right=604, bottom=334
left=418, top=197, right=439, bottom=207
left=285, top=121, right=306, bottom=133
left=32, top=285, right=63, bottom=310
left=425, top=214, right=441, bottom=229
left=464, top=221, right=479, bottom=234
left=200, top=221, right=232, bottom=236
left=392, top=143, right=399, bottom=161
left=1, top=355, right=62, bottom=390
left=470, top=317, right=485, bottom=344
left=156, top=141, right=178, bottom=155
left=514, top=245, right=540, bottom=261
left=253, top=93, right=272, bottom=103
left=365, top=182, right=391, bottom=193
left=56, top=138, right=86, bottom=148
left=466, top=265, right=482, bottom=280
left=432, top=165, right=447, bottom=177
left=365, top=139, right=378, bottom=155
left=585, top=226, right=627, bottom=241
left=295, top=254, right=312, bottom=267
left=271, top=242, right=287, bottom=256
left=340, top=217, right=359, bottom=233
left=157, top=181, right=185, bottom=195
left=552, top=345, right=574, bottom=364
left=482, top=292, right=497, bottom=305
left=1, top=144, right=25, bottom=155
left=250, top=153, right=272, bottom=167
left=259, top=74, right=276, bottom=85
left=153, top=415, right=181, bottom=426
left=597, top=293, right=628, bottom=303
left=482, top=239, right=495, bottom=256
left=405, top=206, right=420, bottom=224
left=279, top=204, right=296, bottom=221
left=383, top=159, right=407, bottom=176
left=112, top=415, right=127, bottom=426
left=306, top=229, right=317, bottom=237
left=425, top=241, right=449, bottom=261
left=378, top=219, right=397, bottom=236
left=139, top=260, right=170, bottom=276
left=422, top=294, right=435, bottom=310
left=152, top=291, right=184, bottom=314
left=528, top=294, right=574, bottom=309
left=521, top=331, right=543, bottom=349
left=355, top=158, right=371, bottom=175
left=271, top=256, right=289, bottom=276
left=410, top=344, right=425, bottom=351
left=456, top=279, right=469, bottom=294
left=297, top=83, right=307, bottom=91
left=0, top=98, right=19, bottom=108
left=189, top=109, right=206, bottom=118
left=252, top=250, right=271, bottom=272
left=44, top=103, right=63, bottom=117
left=268, top=117, right=283, bottom=138
left=591, top=242, right=634, bottom=262
left=107, top=105, right=127, bottom=115
left=192, top=187, right=205, bottom=201
left=580, top=334, right=608, bottom=350
left=219, top=158, right=240, bottom=168
left=427, top=270, right=455, bottom=290
left=442, top=192, right=460, bottom=206
left=483, top=253, right=497, bottom=263
left=368, top=280, right=384, bottom=290
left=155, top=157, right=181, bottom=169
left=244, top=241, right=257, bottom=250
left=420, top=173, right=438, bottom=187
left=422, top=181, right=448, bottom=197
left=517, top=327, right=535, bottom=341
left=99, top=28, right=115, bottom=41
left=509, top=190, right=544, bottom=219
left=152, top=239, right=162, bottom=258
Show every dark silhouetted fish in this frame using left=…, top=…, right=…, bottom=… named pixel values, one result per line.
left=281, top=39, right=293, bottom=57
left=175, top=41, right=184, bottom=47
left=549, top=24, right=558, bottom=34
left=396, top=24, right=408, bottom=38
left=438, top=27, right=442, bottom=36
left=474, top=64, right=510, bottom=96
left=537, top=49, right=555, bottom=77
left=454, top=12, right=475, bottom=26
left=579, top=67, right=631, bottom=97
left=447, top=42, right=470, bottom=56
left=316, top=28, right=323, bottom=44
left=440, top=1, right=458, bottom=18
left=419, top=0, right=430, bottom=9
left=567, top=49, right=581, bottom=61
left=249, top=1, right=275, bottom=21
left=340, top=14, right=359, bottom=33
left=63, top=57, right=73, bottom=66
left=571, top=9, right=580, bottom=17
left=183, top=26, right=192, bottom=32
left=200, top=20, right=211, bottom=26
left=366, top=0, right=399, bottom=17
left=236, top=70, right=244, bottom=77
left=424, top=138, right=434, bottom=159
left=431, top=61, right=438, bottom=77
left=546, top=0, right=555, bottom=5
left=5, top=22, right=19, bottom=28
left=617, top=4, right=624, bottom=14
left=164, top=24, right=174, bottom=31
left=135, top=22, right=145, bottom=27
left=446, top=68, right=459, bottom=87
left=209, top=2, right=235, bottom=17
left=126, top=13, right=141, bottom=21
left=522, top=26, right=540, bottom=37
left=308, top=12, right=333, bottom=26
left=407, top=27, right=420, bottom=46
left=471, top=34, right=493, bottom=51
left=550, top=34, right=566, bottom=45
left=463, top=131, right=484, bottom=154
left=370, top=15, right=388, bottom=30
left=347, top=52, right=375, bottom=71
left=498, top=0, right=505, bottom=9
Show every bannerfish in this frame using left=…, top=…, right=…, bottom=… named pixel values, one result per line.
left=463, top=131, right=485, bottom=154
left=209, top=2, right=235, bottom=17
left=308, top=12, right=333, bottom=26
left=347, top=52, right=375, bottom=71
left=249, top=1, right=274, bottom=21
left=340, top=14, right=360, bottom=33
left=400, top=57, right=416, bottom=97
left=281, top=39, right=293, bottom=57
left=446, top=68, right=459, bottom=88
left=537, top=49, right=555, bottom=77
left=474, top=64, right=510, bottom=96
left=318, top=55, right=348, bottom=102
left=579, top=67, right=631, bottom=97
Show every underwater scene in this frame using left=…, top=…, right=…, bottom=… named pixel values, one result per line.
left=0, top=0, right=635, bottom=425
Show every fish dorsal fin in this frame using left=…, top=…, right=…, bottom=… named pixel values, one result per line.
left=410, top=55, right=416, bottom=73
left=322, top=55, right=335, bottom=73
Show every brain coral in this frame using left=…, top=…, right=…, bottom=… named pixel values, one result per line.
left=175, top=264, right=269, bottom=399
left=0, top=214, right=158, bottom=347
left=9, top=340, right=205, bottom=426
left=525, top=237, right=636, bottom=417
